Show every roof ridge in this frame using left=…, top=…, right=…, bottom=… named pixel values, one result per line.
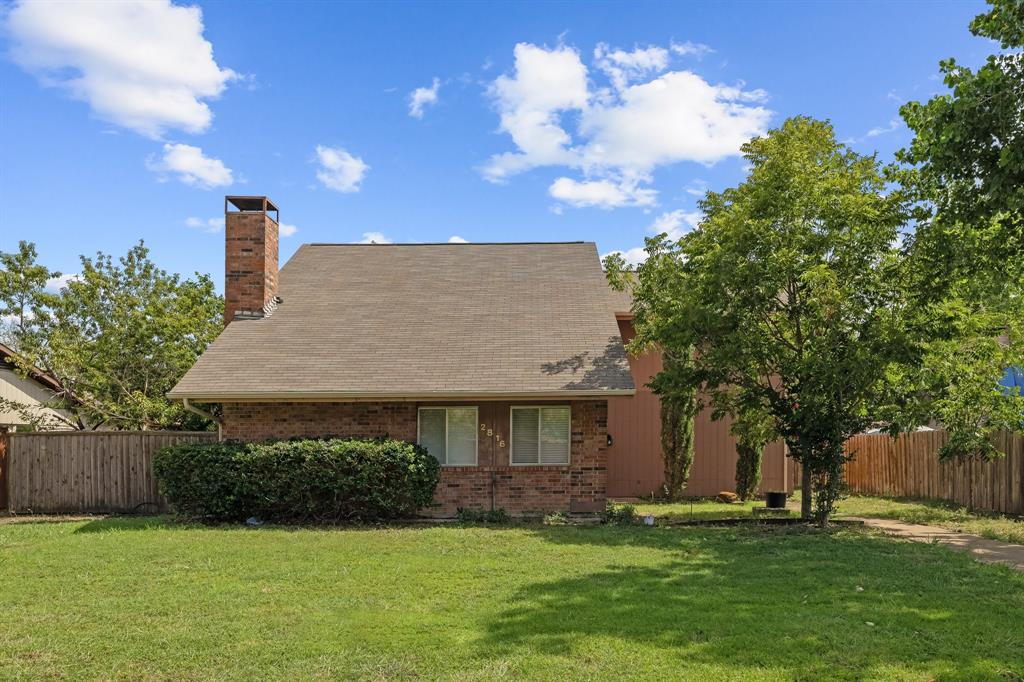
left=304, top=241, right=590, bottom=246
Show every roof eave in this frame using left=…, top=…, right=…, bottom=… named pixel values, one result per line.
left=167, top=388, right=636, bottom=402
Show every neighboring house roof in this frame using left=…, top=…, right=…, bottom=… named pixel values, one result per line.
left=170, top=242, right=635, bottom=401
left=0, top=342, right=63, bottom=394
left=0, top=342, right=74, bottom=428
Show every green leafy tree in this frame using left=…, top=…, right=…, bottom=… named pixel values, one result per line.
left=611, top=117, right=909, bottom=524
left=0, top=241, right=58, bottom=342
left=889, top=0, right=1024, bottom=457
left=0, top=241, right=222, bottom=430
left=659, top=351, right=698, bottom=500
left=730, top=403, right=776, bottom=502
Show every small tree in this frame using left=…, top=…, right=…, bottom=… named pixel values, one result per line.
left=658, top=351, right=698, bottom=500
left=613, top=117, right=909, bottom=525
left=731, top=404, right=775, bottom=502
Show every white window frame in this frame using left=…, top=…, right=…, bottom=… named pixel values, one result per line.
left=509, top=405, right=572, bottom=466
left=417, top=406, right=478, bottom=467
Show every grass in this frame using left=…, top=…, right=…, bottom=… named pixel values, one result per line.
left=836, top=495, right=1024, bottom=545
left=630, top=497, right=773, bottom=522
left=2, top=518, right=1023, bottom=680
left=628, top=491, right=1024, bottom=544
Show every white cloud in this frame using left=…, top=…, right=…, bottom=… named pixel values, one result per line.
left=601, top=208, right=702, bottom=269
left=601, top=247, right=648, bottom=268
left=45, top=273, right=79, bottom=291
left=447, top=235, right=468, bottom=243
left=579, top=72, right=770, bottom=171
left=670, top=41, right=714, bottom=58
left=148, top=143, right=232, bottom=188
left=594, top=43, right=669, bottom=91
left=549, top=176, right=657, bottom=209
left=685, top=179, right=709, bottom=197
left=649, top=209, right=701, bottom=241
left=185, top=216, right=223, bottom=233
left=408, top=77, right=441, bottom=118
left=483, top=43, right=589, bottom=183
left=279, top=223, right=298, bottom=238
left=484, top=42, right=771, bottom=208
left=866, top=118, right=901, bottom=138
left=357, top=232, right=392, bottom=244
left=315, top=145, right=369, bottom=192
left=6, top=0, right=236, bottom=138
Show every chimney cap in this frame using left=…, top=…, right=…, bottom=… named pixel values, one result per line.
left=226, top=195, right=279, bottom=218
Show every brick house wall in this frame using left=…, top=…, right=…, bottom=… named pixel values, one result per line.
left=220, top=399, right=608, bottom=517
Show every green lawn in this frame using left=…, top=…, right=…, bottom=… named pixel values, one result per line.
left=836, top=495, right=1024, bottom=545
left=629, top=492, right=1024, bottom=544
left=630, top=497, right=774, bottom=522
left=2, top=518, right=1023, bottom=681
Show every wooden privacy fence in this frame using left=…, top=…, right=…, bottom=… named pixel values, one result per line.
left=6, top=431, right=217, bottom=514
left=844, top=430, right=1024, bottom=515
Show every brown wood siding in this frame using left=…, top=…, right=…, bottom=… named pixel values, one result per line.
left=607, top=319, right=791, bottom=498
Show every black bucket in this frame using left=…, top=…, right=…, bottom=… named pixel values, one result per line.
left=765, top=491, right=787, bottom=509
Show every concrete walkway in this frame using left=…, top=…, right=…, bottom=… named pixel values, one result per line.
left=853, top=517, right=1024, bottom=572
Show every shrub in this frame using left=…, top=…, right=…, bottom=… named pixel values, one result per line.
left=153, top=437, right=440, bottom=523
left=543, top=511, right=569, bottom=525
left=601, top=502, right=637, bottom=525
left=456, top=507, right=510, bottom=523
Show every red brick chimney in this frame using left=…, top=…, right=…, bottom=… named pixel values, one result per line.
left=224, top=196, right=279, bottom=325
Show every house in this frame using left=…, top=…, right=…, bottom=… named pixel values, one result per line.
left=0, top=343, right=73, bottom=432
left=170, top=196, right=792, bottom=517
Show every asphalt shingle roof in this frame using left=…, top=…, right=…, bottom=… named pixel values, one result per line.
left=169, top=242, right=635, bottom=400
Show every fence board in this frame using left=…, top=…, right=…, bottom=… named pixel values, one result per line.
left=844, top=430, right=1024, bottom=516
left=6, top=431, right=217, bottom=514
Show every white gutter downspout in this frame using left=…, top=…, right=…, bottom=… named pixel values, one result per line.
left=183, top=398, right=223, bottom=441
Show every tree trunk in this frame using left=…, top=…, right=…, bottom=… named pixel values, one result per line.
left=800, top=460, right=812, bottom=519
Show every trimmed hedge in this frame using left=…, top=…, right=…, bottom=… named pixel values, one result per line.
left=153, top=437, right=441, bottom=523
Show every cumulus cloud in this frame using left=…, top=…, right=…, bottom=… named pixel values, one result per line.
left=601, top=209, right=703, bottom=268
left=594, top=44, right=669, bottom=91
left=408, top=77, right=441, bottom=118
left=601, top=247, right=648, bottom=268
left=357, top=232, right=392, bottom=244
left=483, top=41, right=771, bottom=209
left=6, top=0, right=236, bottom=138
left=279, top=223, right=298, bottom=237
left=549, top=176, right=657, bottom=209
left=649, top=209, right=702, bottom=241
left=185, top=216, right=223, bottom=233
left=483, top=43, right=589, bottom=183
left=149, top=143, right=232, bottom=188
left=315, top=145, right=369, bottom=193
left=448, top=235, right=468, bottom=243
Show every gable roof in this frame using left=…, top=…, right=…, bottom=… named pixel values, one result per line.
left=0, top=342, right=63, bottom=394
left=170, top=242, right=634, bottom=401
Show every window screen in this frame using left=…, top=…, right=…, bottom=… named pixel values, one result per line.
left=418, top=407, right=477, bottom=466
left=511, top=406, right=570, bottom=464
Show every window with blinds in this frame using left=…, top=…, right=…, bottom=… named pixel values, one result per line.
left=510, top=406, right=571, bottom=465
left=417, top=407, right=477, bottom=466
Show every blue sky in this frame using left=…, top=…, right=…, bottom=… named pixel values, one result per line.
left=0, top=0, right=990, bottom=289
